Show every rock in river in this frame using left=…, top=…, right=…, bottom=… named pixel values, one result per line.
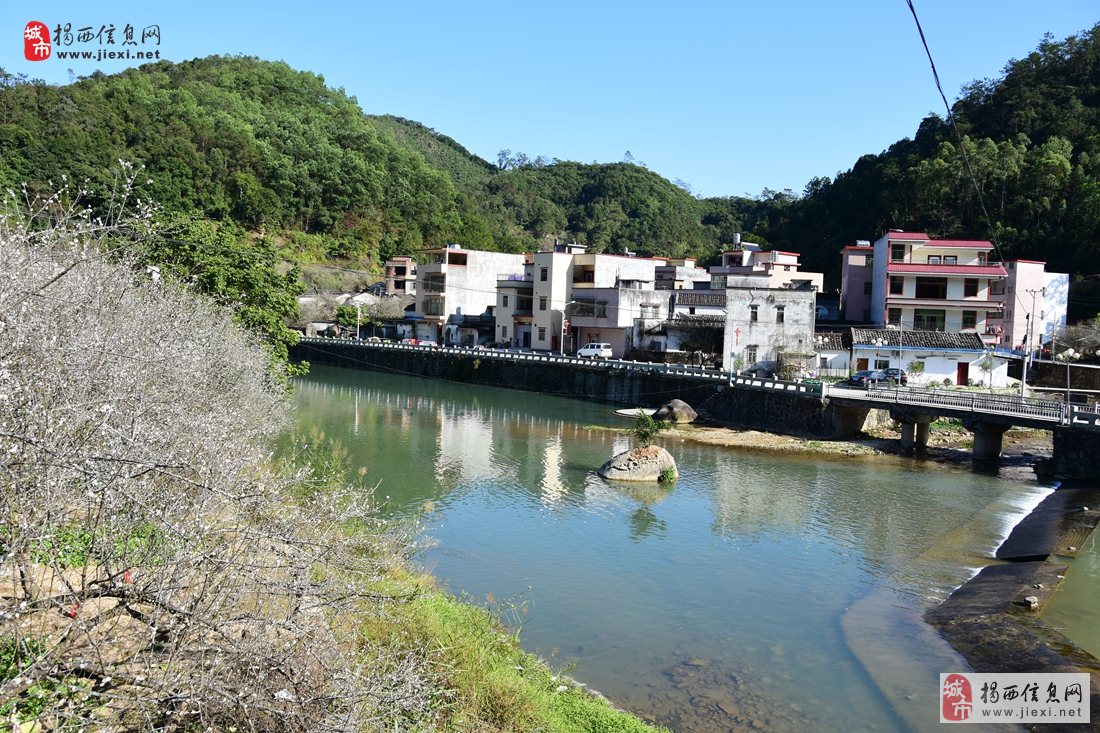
left=653, top=398, right=698, bottom=423
left=599, top=445, right=678, bottom=482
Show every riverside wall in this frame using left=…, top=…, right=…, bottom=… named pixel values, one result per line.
left=292, top=341, right=883, bottom=439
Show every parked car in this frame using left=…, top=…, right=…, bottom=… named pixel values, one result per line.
left=577, top=342, right=613, bottom=359
left=846, top=369, right=891, bottom=388
left=882, top=367, right=908, bottom=385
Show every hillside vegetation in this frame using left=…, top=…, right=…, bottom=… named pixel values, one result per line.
left=746, top=24, right=1100, bottom=311
left=1, top=24, right=1099, bottom=318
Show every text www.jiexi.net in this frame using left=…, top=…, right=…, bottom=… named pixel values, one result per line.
left=54, top=48, right=161, bottom=61
left=980, top=705, right=1085, bottom=720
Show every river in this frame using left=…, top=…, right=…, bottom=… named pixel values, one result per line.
left=293, top=364, right=1056, bottom=732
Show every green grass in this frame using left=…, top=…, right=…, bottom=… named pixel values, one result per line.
left=0, top=637, right=98, bottom=728
left=375, top=589, right=668, bottom=733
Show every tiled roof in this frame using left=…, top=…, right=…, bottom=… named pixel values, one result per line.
left=851, top=328, right=986, bottom=351
left=812, top=331, right=845, bottom=350
left=886, top=263, right=1007, bottom=276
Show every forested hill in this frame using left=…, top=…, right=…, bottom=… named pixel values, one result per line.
left=0, top=56, right=731, bottom=267
left=752, top=23, right=1100, bottom=311
left=1, top=25, right=1099, bottom=315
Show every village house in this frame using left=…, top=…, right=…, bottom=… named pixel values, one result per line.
left=413, top=244, right=526, bottom=346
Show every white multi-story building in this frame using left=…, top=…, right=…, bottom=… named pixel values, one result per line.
left=721, top=277, right=817, bottom=374
left=709, top=239, right=824, bottom=292
left=867, top=231, right=1005, bottom=340
left=414, top=245, right=525, bottom=345
left=494, top=243, right=668, bottom=356
left=841, top=231, right=1068, bottom=354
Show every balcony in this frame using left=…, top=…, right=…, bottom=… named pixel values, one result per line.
left=422, top=296, right=446, bottom=318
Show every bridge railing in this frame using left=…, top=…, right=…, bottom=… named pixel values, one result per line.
left=824, top=382, right=1066, bottom=422
left=298, top=337, right=740, bottom=382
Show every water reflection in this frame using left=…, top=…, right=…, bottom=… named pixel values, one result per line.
left=294, top=365, right=1054, bottom=733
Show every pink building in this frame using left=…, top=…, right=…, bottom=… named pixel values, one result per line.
left=868, top=231, right=1005, bottom=342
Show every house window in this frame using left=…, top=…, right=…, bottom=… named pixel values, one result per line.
left=502, top=295, right=509, bottom=307
left=640, top=304, right=659, bottom=319
left=964, top=279, right=979, bottom=297
left=539, top=297, right=547, bottom=311
left=818, top=356, right=828, bottom=369
left=501, top=325, right=508, bottom=338
left=749, top=304, right=758, bottom=322
left=863, top=281, right=872, bottom=295
left=990, top=282, right=1005, bottom=295
left=962, top=310, right=977, bottom=329
left=927, top=255, right=941, bottom=265
left=914, top=277, right=947, bottom=299
left=540, top=267, right=548, bottom=282
left=537, top=327, right=546, bottom=341
left=943, top=255, right=957, bottom=265
left=746, top=345, right=758, bottom=363
left=887, top=308, right=901, bottom=325
left=775, top=305, right=785, bottom=323
left=891, top=244, right=906, bottom=262
left=978, top=252, right=987, bottom=265
left=889, top=277, right=903, bottom=295
left=914, top=309, right=946, bottom=331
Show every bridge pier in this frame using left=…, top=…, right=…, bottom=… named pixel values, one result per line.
left=966, top=422, right=1010, bottom=461
left=891, top=411, right=933, bottom=453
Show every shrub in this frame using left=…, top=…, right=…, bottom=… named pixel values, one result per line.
left=0, top=179, right=433, bottom=730
left=630, top=414, right=672, bottom=446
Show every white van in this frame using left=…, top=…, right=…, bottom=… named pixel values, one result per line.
left=577, top=342, right=613, bottom=359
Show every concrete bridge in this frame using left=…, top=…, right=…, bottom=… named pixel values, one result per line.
left=821, top=383, right=1096, bottom=460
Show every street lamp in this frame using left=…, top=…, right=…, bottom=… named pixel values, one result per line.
left=1056, top=347, right=1081, bottom=404
left=872, top=337, right=885, bottom=371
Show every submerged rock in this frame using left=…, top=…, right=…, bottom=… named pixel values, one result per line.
left=599, top=445, right=678, bottom=482
left=653, top=398, right=698, bottom=423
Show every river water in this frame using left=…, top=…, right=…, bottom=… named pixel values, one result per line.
left=293, top=365, right=1055, bottom=732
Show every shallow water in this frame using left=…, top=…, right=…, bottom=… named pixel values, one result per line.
left=294, top=365, right=1054, bottom=732
left=1042, top=529, right=1100, bottom=658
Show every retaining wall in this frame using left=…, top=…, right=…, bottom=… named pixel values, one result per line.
left=292, top=340, right=887, bottom=438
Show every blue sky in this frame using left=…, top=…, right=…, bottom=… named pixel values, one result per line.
left=3, top=1, right=1096, bottom=198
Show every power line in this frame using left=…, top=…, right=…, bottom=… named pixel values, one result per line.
left=904, top=0, right=1007, bottom=265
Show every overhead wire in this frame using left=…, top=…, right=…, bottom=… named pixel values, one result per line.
left=904, top=0, right=1006, bottom=265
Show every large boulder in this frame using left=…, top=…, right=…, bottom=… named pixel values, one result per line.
left=653, top=399, right=697, bottom=424
left=598, top=445, right=678, bottom=483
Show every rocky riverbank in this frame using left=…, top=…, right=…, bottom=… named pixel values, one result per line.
left=657, top=421, right=1054, bottom=473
